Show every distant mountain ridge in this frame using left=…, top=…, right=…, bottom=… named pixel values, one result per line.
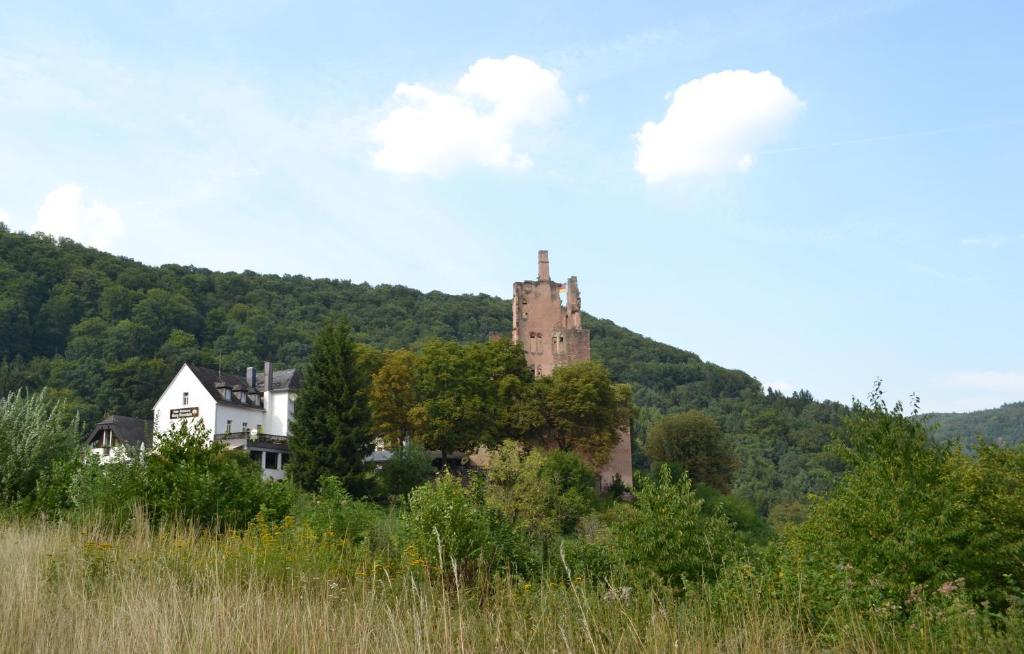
left=921, top=402, right=1024, bottom=447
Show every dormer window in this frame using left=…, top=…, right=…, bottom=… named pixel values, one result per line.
left=239, top=389, right=248, bottom=403
left=223, top=387, right=232, bottom=401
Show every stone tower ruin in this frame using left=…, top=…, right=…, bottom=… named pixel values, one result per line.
left=512, top=250, right=590, bottom=377
left=510, top=251, right=633, bottom=487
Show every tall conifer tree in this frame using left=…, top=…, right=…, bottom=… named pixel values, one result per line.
left=288, top=319, right=373, bottom=495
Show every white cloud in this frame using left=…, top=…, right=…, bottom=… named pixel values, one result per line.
left=32, top=184, right=124, bottom=249
left=370, top=55, right=568, bottom=176
left=634, top=69, right=804, bottom=182
left=944, top=371, right=1024, bottom=396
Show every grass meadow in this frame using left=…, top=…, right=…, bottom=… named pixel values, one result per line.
left=1, top=517, right=1018, bottom=654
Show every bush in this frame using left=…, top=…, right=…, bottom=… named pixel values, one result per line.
left=406, top=470, right=533, bottom=577
left=775, top=388, right=1024, bottom=622
left=141, top=423, right=290, bottom=529
left=485, top=442, right=597, bottom=562
left=67, top=449, right=147, bottom=528
left=295, top=475, right=383, bottom=541
left=378, top=444, right=434, bottom=501
left=611, top=465, right=736, bottom=590
left=0, top=389, right=82, bottom=510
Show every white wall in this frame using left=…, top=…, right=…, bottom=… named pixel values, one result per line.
left=152, top=366, right=218, bottom=440
left=266, top=391, right=293, bottom=436
left=213, top=403, right=265, bottom=437
left=152, top=365, right=266, bottom=441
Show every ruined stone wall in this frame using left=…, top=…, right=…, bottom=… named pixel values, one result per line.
left=510, top=251, right=632, bottom=488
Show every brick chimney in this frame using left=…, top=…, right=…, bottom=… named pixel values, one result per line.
left=538, top=250, right=550, bottom=281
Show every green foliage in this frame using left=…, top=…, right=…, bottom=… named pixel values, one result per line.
left=289, top=319, right=374, bottom=495
left=369, top=349, right=419, bottom=449
left=0, top=228, right=859, bottom=520
left=293, top=475, right=383, bottom=541
left=485, top=441, right=597, bottom=559
left=922, top=400, right=1024, bottom=447
left=539, top=361, right=627, bottom=465
left=0, top=389, right=82, bottom=508
left=406, top=470, right=534, bottom=576
left=142, top=422, right=290, bottom=529
left=611, top=466, right=737, bottom=590
left=409, top=339, right=532, bottom=460
left=776, top=386, right=1024, bottom=622
left=645, top=410, right=737, bottom=492
left=67, top=449, right=148, bottom=528
left=378, top=443, right=435, bottom=500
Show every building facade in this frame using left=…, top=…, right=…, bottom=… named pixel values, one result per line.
left=511, top=251, right=633, bottom=488
left=86, top=415, right=152, bottom=461
left=151, top=361, right=301, bottom=480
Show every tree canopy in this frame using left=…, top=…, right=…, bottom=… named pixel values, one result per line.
left=288, top=320, right=374, bottom=495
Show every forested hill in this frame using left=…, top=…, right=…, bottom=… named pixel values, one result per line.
left=0, top=226, right=758, bottom=421
left=0, top=226, right=850, bottom=518
left=921, top=402, right=1024, bottom=447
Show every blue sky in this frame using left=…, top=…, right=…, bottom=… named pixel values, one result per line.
left=2, top=0, right=1022, bottom=412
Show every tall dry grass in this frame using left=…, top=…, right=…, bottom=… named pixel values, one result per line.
left=0, top=519, right=1015, bottom=653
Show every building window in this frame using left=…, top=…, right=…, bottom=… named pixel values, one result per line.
left=250, top=450, right=262, bottom=463
left=242, top=422, right=248, bottom=434
left=226, top=420, right=232, bottom=434
left=281, top=453, right=290, bottom=468
left=182, top=392, right=189, bottom=406
left=264, top=452, right=279, bottom=470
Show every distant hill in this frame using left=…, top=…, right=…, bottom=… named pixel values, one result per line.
left=0, top=225, right=850, bottom=517
left=0, top=225, right=759, bottom=421
left=921, top=402, right=1024, bottom=447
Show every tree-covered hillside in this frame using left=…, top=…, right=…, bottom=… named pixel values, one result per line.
left=922, top=402, right=1024, bottom=447
left=0, top=225, right=848, bottom=516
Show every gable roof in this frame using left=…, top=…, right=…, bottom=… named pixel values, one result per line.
left=256, top=369, right=303, bottom=392
left=184, top=363, right=301, bottom=406
left=86, top=415, right=152, bottom=448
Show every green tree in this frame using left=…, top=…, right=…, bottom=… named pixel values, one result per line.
left=612, top=465, right=736, bottom=590
left=409, top=340, right=491, bottom=463
left=370, top=349, right=419, bottom=448
left=645, top=410, right=737, bottom=493
left=143, top=422, right=287, bottom=529
left=288, top=319, right=374, bottom=495
left=540, top=361, right=627, bottom=466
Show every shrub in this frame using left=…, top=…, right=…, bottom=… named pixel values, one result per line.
left=67, top=449, right=147, bottom=528
left=0, top=389, right=82, bottom=510
left=776, top=387, right=1024, bottom=622
left=406, top=470, right=533, bottom=577
left=295, top=475, right=383, bottom=541
left=611, top=465, right=736, bottom=590
left=142, top=423, right=289, bottom=529
left=378, top=443, right=434, bottom=501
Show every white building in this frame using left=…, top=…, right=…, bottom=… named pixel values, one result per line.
left=86, top=415, right=152, bottom=461
left=152, top=362, right=301, bottom=480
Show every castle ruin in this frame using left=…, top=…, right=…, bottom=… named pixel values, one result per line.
left=511, top=251, right=633, bottom=487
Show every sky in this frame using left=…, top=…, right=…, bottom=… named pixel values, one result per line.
left=1, top=0, right=1022, bottom=413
